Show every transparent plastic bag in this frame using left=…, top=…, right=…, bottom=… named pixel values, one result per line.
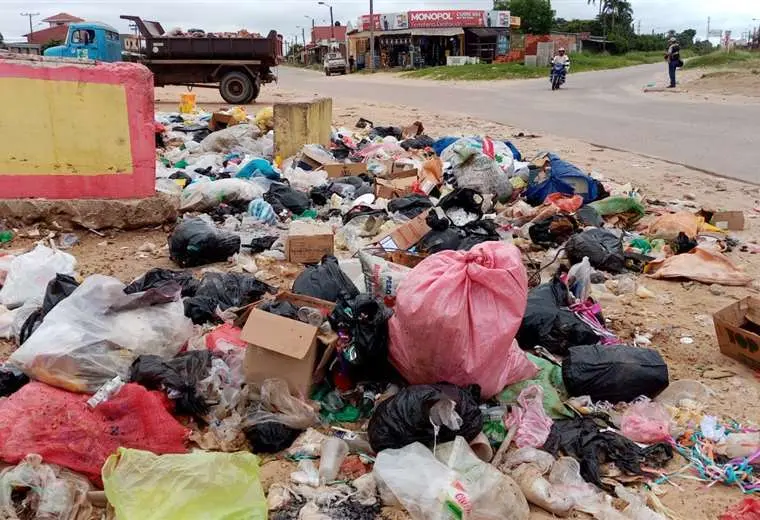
left=512, top=463, right=574, bottom=517
left=501, top=447, right=556, bottom=474
left=319, top=438, right=349, bottom=484
left=620, top=401, right=672, bottom=444
left=0, top=454, right=92, bottom=520
left=103, top=448, right=266, bottom=520
left=179, top=178, right=265, bottom=211
left=8, top=275, right=193, bottom=393
left=244, top=379, right=319, bottom=430
left=504, top=385, right=553, bottom=449
left=568, top=257, right=593, bottom=302
left=0, top=244, right=76, bottom=309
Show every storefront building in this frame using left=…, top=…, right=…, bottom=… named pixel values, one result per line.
left=347, top=9, right=519, bottom=69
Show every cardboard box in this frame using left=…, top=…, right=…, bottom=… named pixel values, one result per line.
left=287, top=221, right=334, bottom=264
left=323, top=163, right=368, bottom=179
left=375, top=177, right=417, bottom=200
left=240, top=292, right=336, bottom=397
left=711, top=211, right=745, bottom=231
left=208, top=112, right=237, bottom=131
left=376, top=210, right=431, bottom=251
left=378, top=161, right=420, bottom=180
left=714, top=297, right=760, bottom=370
left=300, top=146, right=336, bottom=171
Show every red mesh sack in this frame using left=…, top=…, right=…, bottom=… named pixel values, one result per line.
left=0, top=382, right=189, bottom=487
left=720, top=498, right=760, bottom=520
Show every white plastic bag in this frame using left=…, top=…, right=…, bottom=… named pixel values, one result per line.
left=180, top=178, right=265, bottom=211
left=0, top=244, right=76, bottom=309
left=8, top=275, right=193, bottom=393
left=359, top=251, right=411, bottom=307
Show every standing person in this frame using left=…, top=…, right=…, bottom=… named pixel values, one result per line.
left=348, top=55, right=355, bottom=73
left=665, top=37, right=681, bottom=88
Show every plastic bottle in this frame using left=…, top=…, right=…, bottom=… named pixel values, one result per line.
left=318, top=438, right=349, bottom=485
left=87, top=376, right=125, bottom=409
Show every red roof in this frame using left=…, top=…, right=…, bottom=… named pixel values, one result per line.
left=311, top=25, right=347, bottom=43
left=42, top=13, right=83, bottom=24
left=25, top=25, right=70, bottom=44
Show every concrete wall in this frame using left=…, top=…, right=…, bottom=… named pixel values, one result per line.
left=0, top=54, right=155, bottom=199
left=273, top=98, right=333, bottom=160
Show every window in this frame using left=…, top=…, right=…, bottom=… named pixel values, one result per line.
left=106, top=31, right=119, bottom=42
left=72, top=29, right=96, bottom=45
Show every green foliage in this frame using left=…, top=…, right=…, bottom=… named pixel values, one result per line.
left=677, top=29, right=697, bottom=48
left=493, top=0, right=510, bottom=9
left=509, top=0, right=554, bottom=34
left=685, top=51, right=758, bottom=69
left=41, top=39, right=63, bottom=52
left=692, top=39, right=714, bottom=55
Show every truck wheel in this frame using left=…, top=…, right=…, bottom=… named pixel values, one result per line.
left=220, top=71, right=253, bottom=105
left=243, top=83, right=261, bottom=104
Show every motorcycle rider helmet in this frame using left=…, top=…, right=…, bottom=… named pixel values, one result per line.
left=558, top=47, right=566, bottom=54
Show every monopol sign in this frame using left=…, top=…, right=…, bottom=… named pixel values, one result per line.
left=408, top=10, right=485, bottom=28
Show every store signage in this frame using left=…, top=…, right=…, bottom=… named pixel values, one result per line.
left=408, top=10, right=485, bottom=28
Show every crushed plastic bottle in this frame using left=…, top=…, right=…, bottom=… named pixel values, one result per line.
left=87, top=376, right=125, bottom=409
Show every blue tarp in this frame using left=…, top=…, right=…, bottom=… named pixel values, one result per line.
left=525, top=153, right=599, bottom=206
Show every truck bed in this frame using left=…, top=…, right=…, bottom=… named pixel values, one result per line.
left=121, top=15, right=281, bottom=65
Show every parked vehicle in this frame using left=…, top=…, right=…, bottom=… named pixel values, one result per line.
left=323, top=52, right=347, bottom=76
left=550, top=62, right=567, bottom=91
left=43, top=16, right=282, bottom=104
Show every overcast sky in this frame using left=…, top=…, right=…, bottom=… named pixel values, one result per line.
left=2, top=0, right=758, bottom=42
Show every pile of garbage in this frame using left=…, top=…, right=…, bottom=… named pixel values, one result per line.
left=0, top=104, right=755, bottom=520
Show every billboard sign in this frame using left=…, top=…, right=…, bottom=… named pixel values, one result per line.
left=708, top=29, right=723, bottom=37
left=484, top=11, right=510, bottom=28
left=380, top=13, right=409, bottom=31
left=408, top=10, right=485, bottom=28
left=359, top=14, right=381, bottom=31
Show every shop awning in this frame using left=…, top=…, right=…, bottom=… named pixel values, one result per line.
left=466, top=28, right=502, bottom=38
left=409, top=28, right=464, bottom=37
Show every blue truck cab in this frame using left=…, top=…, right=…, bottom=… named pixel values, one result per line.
left=43, top=22, right=122, bottom=62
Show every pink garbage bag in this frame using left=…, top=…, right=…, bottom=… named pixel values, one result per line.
left=620, top=401, right=672, bottom=444
left=505, top=385, right=553, bottom=448
left=389, top=242, right=537, bottom=398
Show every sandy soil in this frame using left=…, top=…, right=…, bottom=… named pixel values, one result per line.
left=1, top=86, right=758, bottom=519
left=647, top=66, right=760, bottom=105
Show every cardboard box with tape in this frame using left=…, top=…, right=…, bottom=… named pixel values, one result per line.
left=287, top=221, right=334, bottom=264
left=714, top=297, right=760, bottom=369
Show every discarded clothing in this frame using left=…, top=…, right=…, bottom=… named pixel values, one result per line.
left=542, top=416, right=673, bottom=489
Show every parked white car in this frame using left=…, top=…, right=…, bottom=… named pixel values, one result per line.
left=323, top=52, right=347, bottom=76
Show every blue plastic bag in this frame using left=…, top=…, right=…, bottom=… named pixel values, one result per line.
left=525, top=153, right=599, bottom=206
left=237, top=158, right=280, bottom=180
left=247, top=198, right=277, bottom=225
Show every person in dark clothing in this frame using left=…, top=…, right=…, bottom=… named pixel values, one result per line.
left=665, top=37, right=681, bottom=88
left=348, top=55, right=355, bottom=72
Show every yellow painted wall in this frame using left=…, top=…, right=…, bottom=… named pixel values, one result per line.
left=0, top=77, right=132, bottom=176
left=273, top=98, right=333, bottom=160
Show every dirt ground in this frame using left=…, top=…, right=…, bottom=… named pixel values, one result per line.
left=2, top=85, right=759, bottom=519
left=647, top=65, right=760, bottom=104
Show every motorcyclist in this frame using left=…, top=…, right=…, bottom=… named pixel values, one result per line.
left=552, top=48, right=570, bottom=68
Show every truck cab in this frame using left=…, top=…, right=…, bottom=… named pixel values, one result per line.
left=43, top=22, right=122, bottom=62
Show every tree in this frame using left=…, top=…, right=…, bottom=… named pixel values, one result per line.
left=508, top=0, right=554, bottom=34
left=677, top=29, right=697, bottom=48
left=493, top=0, right=509, bottom=9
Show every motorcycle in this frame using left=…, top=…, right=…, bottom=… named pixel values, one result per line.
left=550, top=62, right=567, bottom=90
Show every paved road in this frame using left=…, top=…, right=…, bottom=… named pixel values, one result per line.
left=277, top=64, right=760, bottom=184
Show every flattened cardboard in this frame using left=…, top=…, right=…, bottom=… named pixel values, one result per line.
left=375, top=177, right=416, bottom=200
left=714, top=297, right=760, bottom=370
left=240, top=291, right=336, bottom=397
left=323, top=163, right=369, bottom=178
left=300, top=147, right=336, bottom=171
left=711, top=211, right=745, bottom=231
left=209, top=113, right=237, bottom=131
left=376, top=210, right=431, bottom=251
left=287, top=220, right=334, bottom=264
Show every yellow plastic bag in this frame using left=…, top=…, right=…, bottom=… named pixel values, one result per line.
left=255, top=106, right=274, bottom=132
left=103, top=448, right=266, bottom=520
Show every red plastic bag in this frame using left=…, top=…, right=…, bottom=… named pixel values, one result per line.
left=720, top=498, right=760, bottom=520
left=205, top=323, right=246, bottom=353
left=545, top=193, right=583, bottom=213
left=389, top=242, right=537, bottom=398
left=0, top=382, right=189, bottom=487
left=620, top=401, right=672, bottom=444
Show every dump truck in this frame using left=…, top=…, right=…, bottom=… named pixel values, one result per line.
left=43, top=16, right=282, bottom=104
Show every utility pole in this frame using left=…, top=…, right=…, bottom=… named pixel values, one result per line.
left=369, top=0, right=375, bottom=72
left=20, top=12, right=40, bottom=42
left=637, top=20, right=641, bottom=35
left=707, top=16, right=711, bottom=41
left=318, top=2, right=335, bottom=39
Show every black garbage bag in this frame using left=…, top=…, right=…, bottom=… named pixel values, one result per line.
left=418, top=213, right=462, bottom=254
left=18, top=274, right=80, bottom=345
left=387, top=194, right=433, bottom=219
left=309, top=185, right=333, bottom=206
left=0, top=366, right=29, bottom=397
left=243, top=236, right=279, bottom=254
left=244, top=422, right=302, bottom=454
left=265, top=183, right=311, bottom=215
left=368, top=383, right=483, bottom=452
left=292, top=255, right=360, bottom=303
left=438, top=188, right=484, bottom=225
left=565, top=228, right=625, bottom=273
left=542, top=416, right=673, bottom=489
left=259, top=300, right=299, bottom=319
left=516, top=276, right=601, bottom=355
left=458, top=219, right=501, bottom=251
left=529, top=215, right=580, bottom=246
left=369, top=126, right=402, bottom=140
left=675, top=232, right=698, bottom=254
left=184, top=272, right=276, bottom=325
left=129, top=351, right=212, bottom=417
left=329, top=294, right=394, bottom=381
left=124, top=268, right=199, bottom=297
left=169, top=218, right=241, bottom=268
left=400, top=135, right=436, bottom=151
left=562, top=344, right=669, bottom=403
left=575, top=205, right=604, bottom=228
